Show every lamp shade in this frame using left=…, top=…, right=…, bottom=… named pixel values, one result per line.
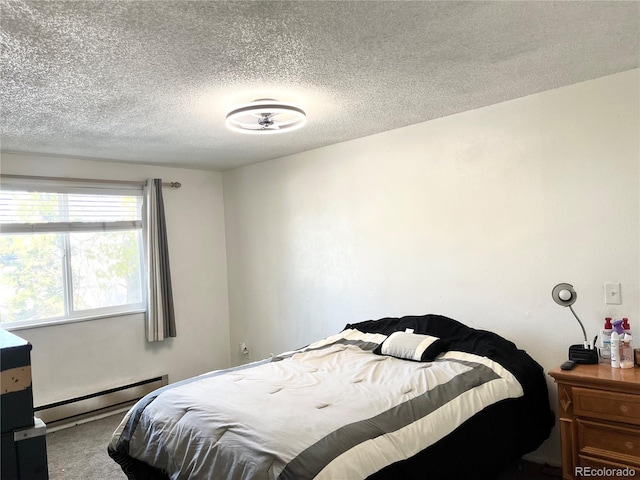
left=552, top=283, right=577, bottom=307
left=551, top=282, right=597, bottom=362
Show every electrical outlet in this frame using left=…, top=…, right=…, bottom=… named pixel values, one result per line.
left=604, top=283, right=621, bottom=305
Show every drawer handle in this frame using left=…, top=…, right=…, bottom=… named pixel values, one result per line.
left=620, top=404, right=629, bottom=414
left=625, top=441, right=634, bottom=451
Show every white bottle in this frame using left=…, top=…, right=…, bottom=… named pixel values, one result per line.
left=611, top=331, right=620, bottom=368
left=611, top=320, right=624, bottom=368
left=599, top=317, right=613, bottom=363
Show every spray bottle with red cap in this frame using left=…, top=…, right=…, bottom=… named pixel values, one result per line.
left=598, top=317, right=613, bottom=364
left=621, top=318, right=633, bottom=369
left=622, top=318, right=632, bottom=336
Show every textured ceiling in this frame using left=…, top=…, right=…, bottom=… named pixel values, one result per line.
left=1, top=1, right=639, bottom=171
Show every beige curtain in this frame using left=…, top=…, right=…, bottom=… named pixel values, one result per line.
left=142, top=179, right=176, bottom=341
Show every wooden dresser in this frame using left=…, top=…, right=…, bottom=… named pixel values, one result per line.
left=549, top=364, right=640, bottom=480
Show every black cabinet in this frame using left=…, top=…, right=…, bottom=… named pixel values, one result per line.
left=1, top=329, right=48, bottom=480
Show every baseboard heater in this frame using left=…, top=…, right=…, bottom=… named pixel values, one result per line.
left=34, top=374, right=168, bottom=429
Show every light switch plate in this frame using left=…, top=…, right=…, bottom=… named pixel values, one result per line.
left=604, top=283, right=621, bottom=305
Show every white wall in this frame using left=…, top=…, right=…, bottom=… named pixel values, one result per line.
left=0, top=154, right=231, bottom=406
left=223, top=69, right=640, bottom=465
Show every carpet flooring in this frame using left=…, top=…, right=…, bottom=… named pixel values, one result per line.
left=45, top=412, right=562, bottom=479
left=46, top=413, right=127, bottom=480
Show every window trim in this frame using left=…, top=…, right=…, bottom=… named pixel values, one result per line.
left=3, top=306, right=146, bottom=332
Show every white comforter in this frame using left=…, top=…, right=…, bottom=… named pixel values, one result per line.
left=110, top=329, right=523, bottom=480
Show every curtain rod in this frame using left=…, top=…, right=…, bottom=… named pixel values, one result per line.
left=0, top=174, right=181, bottom=189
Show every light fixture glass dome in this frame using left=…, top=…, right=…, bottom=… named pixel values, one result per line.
left=225, top=99, right=307, bottom=134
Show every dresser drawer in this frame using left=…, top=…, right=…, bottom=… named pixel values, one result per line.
left=577, top=419, right=640, bottom=466
left=573, top=387, right=640, bottom=425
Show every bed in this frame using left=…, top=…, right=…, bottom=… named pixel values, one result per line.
left=108, top=314, right=554, bottom=480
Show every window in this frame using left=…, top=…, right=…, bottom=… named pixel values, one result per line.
left=0, top=180, right=145, bottom=328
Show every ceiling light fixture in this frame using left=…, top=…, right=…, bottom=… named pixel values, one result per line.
left=225, top=99, right=307, bottom=134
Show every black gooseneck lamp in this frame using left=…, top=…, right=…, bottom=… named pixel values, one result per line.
left=551, top=283, right=599, bottom=365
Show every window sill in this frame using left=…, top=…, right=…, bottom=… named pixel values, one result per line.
left=1, top=308, right=146, bottom=332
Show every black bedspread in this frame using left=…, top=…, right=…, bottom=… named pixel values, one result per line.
left=345, top=314, right=555, bottom=480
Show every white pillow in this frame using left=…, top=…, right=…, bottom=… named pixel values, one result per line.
left=374, top=331, right=448, bottom=362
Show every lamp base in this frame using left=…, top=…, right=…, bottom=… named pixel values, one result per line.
left=568, top=344, right=599, bottom=364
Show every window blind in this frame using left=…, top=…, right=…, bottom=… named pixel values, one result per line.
left=0, top=185, right=142, bottom=234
